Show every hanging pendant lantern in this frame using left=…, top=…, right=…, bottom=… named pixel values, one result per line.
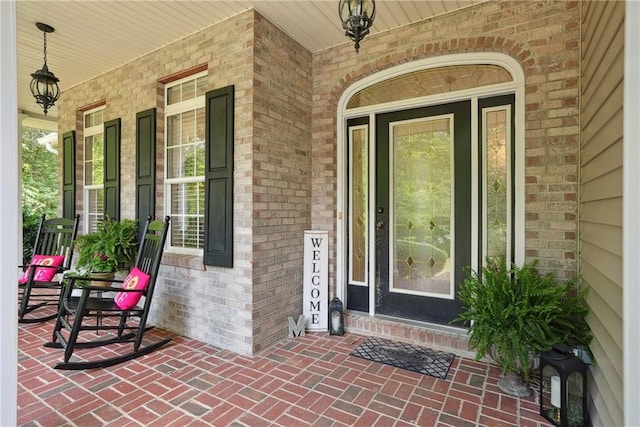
left=30, top=22, right=60, bottom=116
left=338, top=0, right=376, bottom=53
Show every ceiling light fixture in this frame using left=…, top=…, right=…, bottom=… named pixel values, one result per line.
left=338, top=0, right=376, bottom=53
left=30, top=22, right=60, bottom=116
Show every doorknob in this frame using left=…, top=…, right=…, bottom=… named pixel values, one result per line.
left=376, top=221, right=385, bottom=229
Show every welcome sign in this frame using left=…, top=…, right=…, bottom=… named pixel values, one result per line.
left=303, top=230, right=328, bottom=331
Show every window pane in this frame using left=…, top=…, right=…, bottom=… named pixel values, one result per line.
left=484, top=108, right=509, bottom=261
left=169, top=182, right=204, bottom=249
left=182, top=80, right=195, bottom=101
left=84, top=135, right=104, bottom=185
left=196, top=77, right=208, bottom=97
left=94, top=110, right=103, bottom=126
left=195, top=141, right=205, bottom=176
left=92, top=135, right=104, bottom=185
left=167, top=114, right=180, bottom=147
left=84, top=109, right=104, bottom=128
left=85, top=136, right=94, bottom=162
left=166, top=109, right=205, bottom=180
left=167, top=85, right=180, bottom=105
left=86, top=188, right=104, bottom=233
left=84, top=161, right=93, bottom=186
left=181, top=110, right=195, bottom=145
left=166, top=146, right=180, bottom=179
left=349, top=126, right=368, bottom=284
left=348, top=64, right=513, bottom=109
left=195, top=107, right=205, bottom=143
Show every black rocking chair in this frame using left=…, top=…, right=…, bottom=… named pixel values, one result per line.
left=18, top=214, right=80, bottom=323
left=45, top=216, right=171, bottom=370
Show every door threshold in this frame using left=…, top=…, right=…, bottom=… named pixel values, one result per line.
left=344, top=311, right=475, bottom=359
left=375, top=313, right=468, bottom=336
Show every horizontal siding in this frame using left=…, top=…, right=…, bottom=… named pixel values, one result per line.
left=580, top=140, right=623, bottom=184
left=581, top=222, right=622, bottom=257
left=580, top=1, right=624, bottom=426
left=581, top=88, right=623, bottom=163
left=579, top=197, right=622, bottom=227
left=581, top=3, right=624, bottom=106
left=580, top=166, right=623, bottom=202
left=580, top=241, right=623, bottom=286
left=580, top=262, right=622, bottom=325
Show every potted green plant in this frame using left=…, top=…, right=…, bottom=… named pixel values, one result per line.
left=452, top=258, right=591, bottom=397
left=74, top=218, right=138, bottom=282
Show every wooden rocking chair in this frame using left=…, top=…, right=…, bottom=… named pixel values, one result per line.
left=18, top=214, right=80, bottom=323
left=45, top=216, right=170, bottom=370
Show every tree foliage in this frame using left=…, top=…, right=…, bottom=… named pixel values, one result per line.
left=22, top=127, right=58, bottom=263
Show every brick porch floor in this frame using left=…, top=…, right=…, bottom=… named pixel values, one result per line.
left=18, top=317, right=554, bottom=426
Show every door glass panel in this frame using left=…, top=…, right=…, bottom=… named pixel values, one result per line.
left=391, top=116, right=453, bottom=297
left=483, top=106, right=510, bottom=262
left=349, top=126, right=368, bottom=284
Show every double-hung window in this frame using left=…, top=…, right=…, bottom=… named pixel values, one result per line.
left=83, top=107, right=105, bottom=232
left=164, top=72, right=208, bottom=253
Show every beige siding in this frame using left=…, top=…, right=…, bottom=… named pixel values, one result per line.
left=580, top=1, right=624, bottom=426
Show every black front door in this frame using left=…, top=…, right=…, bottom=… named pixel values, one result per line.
left=374, top=101, right=471, bottom=324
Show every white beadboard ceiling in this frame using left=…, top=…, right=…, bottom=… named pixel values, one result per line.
left=16, top=0, right=484, bottom=128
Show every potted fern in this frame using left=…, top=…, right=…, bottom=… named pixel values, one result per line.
left=74, top=218, right=138, bottom=285
left=452, top=258, right=591, bottom=397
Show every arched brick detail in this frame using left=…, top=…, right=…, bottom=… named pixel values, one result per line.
left=329, top=37, right=535, bottom=109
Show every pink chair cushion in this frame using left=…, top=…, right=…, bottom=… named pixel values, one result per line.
left=114, top=267, right=151, bottom=310
left=18, top=254, right=65, bottom=284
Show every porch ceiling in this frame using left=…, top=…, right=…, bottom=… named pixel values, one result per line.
left=16, top=0, right=485, bottom=128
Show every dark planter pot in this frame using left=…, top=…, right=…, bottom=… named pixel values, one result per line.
left=489, top=345, right=540, bottom=397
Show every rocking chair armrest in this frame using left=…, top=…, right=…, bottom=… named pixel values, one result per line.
left=77, top=278, right=126, bottom=293
left=19, top=263, right=59, bottom=272
left=62, top=275, right=124, bottom=291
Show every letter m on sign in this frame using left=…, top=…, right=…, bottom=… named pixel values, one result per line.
left=288, top=315, right=306, bottom=338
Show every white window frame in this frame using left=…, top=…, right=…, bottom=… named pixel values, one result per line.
left=83, top=106, right=105, bottom=233
left=164, top=71, right=207, bottom=255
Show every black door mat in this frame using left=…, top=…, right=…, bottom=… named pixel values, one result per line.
left=350, top=336, right=455, bottom=379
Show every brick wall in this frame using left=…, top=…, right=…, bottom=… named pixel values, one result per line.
left=58, top=11, right=259, bottom=355
left=312, top=0, right=581, bottom=282
left=250, top=14, right=312, bottom=352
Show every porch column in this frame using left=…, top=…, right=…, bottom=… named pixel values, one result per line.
left=0, top=0, right=19, bottom=425
left=624, top=1, right=640, bottom=425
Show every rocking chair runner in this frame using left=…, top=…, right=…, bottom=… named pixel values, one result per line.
left=45, top=216, right=171, bottom=370
left=18, top=214, right=80, bottom=323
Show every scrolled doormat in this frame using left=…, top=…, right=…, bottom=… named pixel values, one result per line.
left=350, top=336, right=455, bottom=379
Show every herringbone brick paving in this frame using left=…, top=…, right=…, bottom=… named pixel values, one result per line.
left=18, top=316, right=553, bottom=426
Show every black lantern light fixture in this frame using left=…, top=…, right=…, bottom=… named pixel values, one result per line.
left=539, top=344, right=589, bottom=427
left=338, top=0, right=376, bottom=53
left=328, top=297, right=344, bottom=336
left=30, top=22, right=60, bottom=116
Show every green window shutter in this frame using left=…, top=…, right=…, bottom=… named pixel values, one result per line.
left=104, top=118, right=121, bottom=220
left=136, top=108, right=156, bottom=241
left=62, top=131, right=76, bottom=219
left=203, top=85, right=234, bottom=267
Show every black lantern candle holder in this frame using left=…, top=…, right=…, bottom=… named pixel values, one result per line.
left=328, top=297, right=344, bottom=335
left=539, top=344, right=588, bottom=427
